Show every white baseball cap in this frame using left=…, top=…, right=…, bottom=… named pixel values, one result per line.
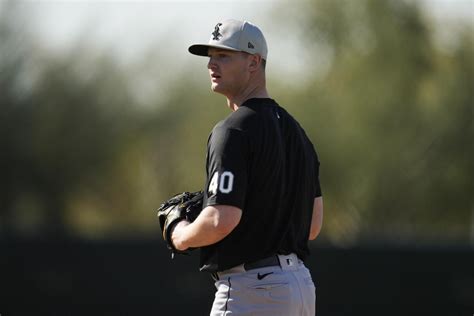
left=189, top=19, right=268, bottom=60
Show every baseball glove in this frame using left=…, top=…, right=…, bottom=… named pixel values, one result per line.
left=157, top=190, right=203, bottom=257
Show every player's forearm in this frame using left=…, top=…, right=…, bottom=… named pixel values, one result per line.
left=172, top=205, right=242, bottom=250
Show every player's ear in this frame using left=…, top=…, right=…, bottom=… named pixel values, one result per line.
left=248, top=54, right=262, bottom=73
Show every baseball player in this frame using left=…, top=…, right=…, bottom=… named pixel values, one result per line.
left=171, top=19, right=323, bottom=315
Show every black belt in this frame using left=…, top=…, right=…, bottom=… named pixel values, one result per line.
left=211, top=255, right=281, bottom=281
left=243, top=255, right=280, bottom=271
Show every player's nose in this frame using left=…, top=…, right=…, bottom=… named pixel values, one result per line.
left=207, top=56, right=218, bottom=70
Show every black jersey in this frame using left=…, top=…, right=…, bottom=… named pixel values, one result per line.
left=200, top=98, right=321, bottom=272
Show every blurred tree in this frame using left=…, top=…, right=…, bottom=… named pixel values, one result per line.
left=274, top=0, right=474, bottom=245
left=0, top=2, right=39, bottom=235
left=1, top=3, right=151, bottom=236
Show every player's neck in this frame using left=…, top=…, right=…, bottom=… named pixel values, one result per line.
left=226, top=82, right=269, bottom=112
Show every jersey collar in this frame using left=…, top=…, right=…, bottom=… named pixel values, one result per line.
left=240, top=98, right=277, bottom=108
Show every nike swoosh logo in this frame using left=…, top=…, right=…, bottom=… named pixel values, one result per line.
left=257, top=272, right=274, bottom=280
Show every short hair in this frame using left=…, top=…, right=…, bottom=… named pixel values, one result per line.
left=261, top=58, right=266, bottom=70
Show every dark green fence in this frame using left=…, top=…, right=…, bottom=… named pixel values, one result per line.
left=1, top=238, right=473, bottom=315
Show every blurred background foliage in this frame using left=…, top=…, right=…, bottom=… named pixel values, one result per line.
left=0, top=0, right=472, bottom=246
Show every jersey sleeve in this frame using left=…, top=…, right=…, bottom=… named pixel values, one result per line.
left=204, top=126, right=248, bottom=209
left=314, top=158, right=322, bottom=197
left=313, top=146, right=322, bottom=198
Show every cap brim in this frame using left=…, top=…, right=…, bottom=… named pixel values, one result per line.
left=188, top=44, right=241, bottom=57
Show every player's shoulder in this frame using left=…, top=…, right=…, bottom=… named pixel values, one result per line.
left=214, top=105, right=260, bottom=134
left=208, top=110, right=254, bottom=151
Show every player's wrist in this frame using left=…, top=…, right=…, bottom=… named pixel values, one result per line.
left=171, top=220, right=191, bottom=251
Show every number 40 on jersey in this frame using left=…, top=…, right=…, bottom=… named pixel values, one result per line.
left=208, top=171, right=234, bottom=195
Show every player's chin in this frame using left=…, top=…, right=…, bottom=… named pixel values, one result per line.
left=211, top=83, right=224, bottom=93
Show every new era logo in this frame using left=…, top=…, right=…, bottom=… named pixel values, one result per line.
left=248, top=42, right=255, bottom=49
